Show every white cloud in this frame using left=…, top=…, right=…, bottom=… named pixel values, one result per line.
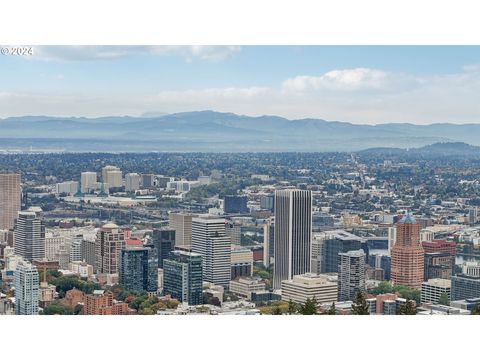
left=32, top=45, right=241, bottom=62
left=282, top=67, right=420, bottom=93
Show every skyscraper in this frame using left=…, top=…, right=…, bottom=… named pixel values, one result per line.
left=81, top=237, right=96, bottom=267
left=125, top=173, right=141, bottom=192
left=14, top=211, right=45, bottom=262
left=163, top=250, right=203, bottom=305
left=14, top=260, right=39, bottom=315
left=150, top=228, right=175, bottom=268
left=273, top=189, right=312, bottom=290
left=102, top=165, right=122, bottom=188
left=95, top=223, right=126, bottom=274
left=263, top=216, right=274, bottom=267
left=0, top=173, right=21, bottom=230
left=119, top=247, right=158, bottom=293
left=391, top=214, right=424, bottom=289
left=338, top=250, right=366, bottom=301
left=191, top=217, right=231, bottom=287
left=80, top=172, right=97, bottom=193
left=169, top=213, right=197, bottom=249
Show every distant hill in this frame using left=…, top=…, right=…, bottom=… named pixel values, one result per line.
left=358, top=141, right=480, bottom=158
left=1, top=111, right=480, bottom=152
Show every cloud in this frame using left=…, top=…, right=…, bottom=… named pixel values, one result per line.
left=282, top=67, right=420, bottom=93
left=32, top=45, right=241, bottom=62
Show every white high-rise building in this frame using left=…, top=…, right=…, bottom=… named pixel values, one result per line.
left=80, top=172, right=97, bottom=193
left=273, top=189, right=312, bottom=290
left=0, top=173, right=21, bottom=230
left=55, top=181, right=79, bottom=195
left=70, top=239, right=82, bottom=263
left=337, top=250, right=366, bottom=301
left=388, top=226, right=397, bottom=255
left=102, top=166, right=122, bottom=188
left=263, top=217, right=275, bottom=267
left=191, top=217, right=231, bottom=287
left=14, top=211, right=45, bottom=262
left=15, top=260, right=39, bottom=315
left=125, top=173, right=141, bottom=192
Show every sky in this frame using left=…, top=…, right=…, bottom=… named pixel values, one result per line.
left=1, top=45, right=480, bottom=124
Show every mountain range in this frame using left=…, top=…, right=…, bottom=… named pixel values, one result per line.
left=1, top=111, right=480, bottom=152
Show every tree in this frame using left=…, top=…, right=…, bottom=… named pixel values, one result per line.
left=397, top=298, right=416, bottom=315
left=272, top=306, right=282, bottom=315
left=287, top=299, right=297, bottom=315
left=42, top=302, right=74, bottom=315
left=471, top=305, right=480, bottom=315
left=327, top=302, right=337, bottom=315
left=299, top=297, right=318, bottom=315
left=438, top=292, right=450, bottom=306
left=351, top=291, right=370, bottom=315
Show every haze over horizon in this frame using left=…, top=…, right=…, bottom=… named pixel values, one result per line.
left=1, top=45, right=480, bottom=125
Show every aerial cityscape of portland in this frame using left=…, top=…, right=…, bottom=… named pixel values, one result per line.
left=3, top=45, right=480, bottom=316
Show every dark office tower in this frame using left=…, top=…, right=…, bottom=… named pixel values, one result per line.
left=163, top=250, right=203, bottom=305
left=273, top=189, right=312, bottom=290
left=118, top=247, right=158, bottom=293
left=424, top=252, right=454, bottom=280
left=224, top=195, right=248, bottom=214
left=338, top=250, right=366, bottom=301
left=14, top=211, right=45, bottom=262
left=151, top=228, right=175, bottom=268
left=391, top=214, right=424, bottom=289
left=81, top=237, right=96, bottom=267
left=141, top=174, right=155, bottom=188
left=0, top=173, right=21, bottom=230
left=191, top=217, right=231, bottom=287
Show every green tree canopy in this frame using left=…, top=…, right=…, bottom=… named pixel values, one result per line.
left=351, top=291, right=370, bottom=315
left=438, top=292, right=450, bottom=306
left=397, top=298, right=416, bottom=315
left=299, top=297, right=318, bottom=315
left=327, top=302, right=337, bottom=315
left=42, top=301, right=74, bottom=315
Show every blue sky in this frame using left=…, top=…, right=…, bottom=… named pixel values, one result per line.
left=1, top=45, right=480, bottom=124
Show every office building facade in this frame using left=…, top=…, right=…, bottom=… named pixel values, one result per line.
left=151, top=228, right=175, bottom=268
left=14, top=211, right=45, bottom=262
left=281, top=273, right=337, bottom=305
left=169, top=212, right=196, bottom=249
left=338, top=250, right=366, bottom=301
left=224, top=195, right=248, bottom=214
left=119, top=247, right=158, bottom=293
left=0, top=173, right=21, bottom=230
left=391, top=214, right=424, bottom=289
left=80, top=172, right=97, bottom=193
left=163, top=250, right=203, bottom=305
left=95, top=223, right=126, bottom=274
left=273, top=189, right=312, bottom=289
left=191, top=217, right=231, bottom=287
left=421, top=278, right=451, bottom=304
left=14, top=260, right=39, bottom=315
